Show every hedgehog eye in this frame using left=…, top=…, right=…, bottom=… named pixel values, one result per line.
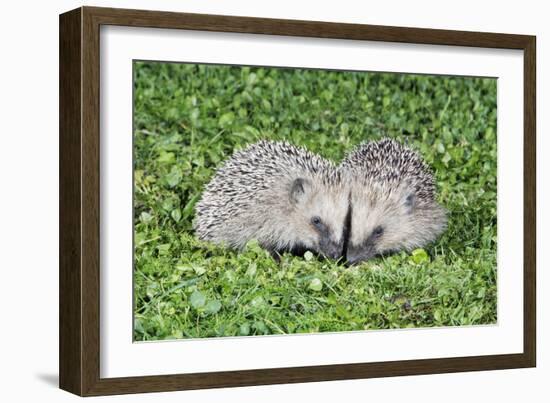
left=311, top=216, right=323, bottom=228
left=372, top=226, right=384, bottom=237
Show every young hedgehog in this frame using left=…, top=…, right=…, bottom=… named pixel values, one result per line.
left=194, top=140, right=349, bottom=260
left=341, top=138, right=447, bottom=265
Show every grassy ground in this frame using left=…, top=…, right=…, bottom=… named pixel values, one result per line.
left=133, top=61, right=497, bottom=341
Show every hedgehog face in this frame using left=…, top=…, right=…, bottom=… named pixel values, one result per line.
left=288, top=177, right=348, bottom=260
left=346, top=181, right=446, bottom=265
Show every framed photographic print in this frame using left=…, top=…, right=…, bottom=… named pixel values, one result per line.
left=59, top=6, right=536, bottom=396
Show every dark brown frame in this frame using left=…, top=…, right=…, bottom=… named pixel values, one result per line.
left=59, top=6, right=536, bottom=396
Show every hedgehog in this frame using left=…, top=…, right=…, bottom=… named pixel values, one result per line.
left=194, top=140, right=350, bottom=260
left=340, top=138, right=447, bottom=265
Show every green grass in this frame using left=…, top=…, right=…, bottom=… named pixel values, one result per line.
left=133, top=61, right=497, bottom=341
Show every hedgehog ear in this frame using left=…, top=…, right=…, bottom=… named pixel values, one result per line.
left=290, top=178, right=311, bottom=204
left=404, top=193, right=416, bottom=213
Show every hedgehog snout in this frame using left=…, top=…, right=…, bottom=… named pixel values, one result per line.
left=318, top=238, right=344, bottom=260
left=325, top=245, right=341, bottom=260
left=345, top=252, right=362, bottom=266
left=345, top=243, right=376, bottom=266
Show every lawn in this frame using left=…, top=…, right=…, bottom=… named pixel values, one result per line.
left=133, top=61, right=497, bottom=341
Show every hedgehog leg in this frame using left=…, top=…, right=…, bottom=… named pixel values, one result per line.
left=268, top=249, right=282, bottom=263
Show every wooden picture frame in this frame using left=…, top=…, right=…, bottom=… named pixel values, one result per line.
left=59, top=6, right=536, bottom=396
